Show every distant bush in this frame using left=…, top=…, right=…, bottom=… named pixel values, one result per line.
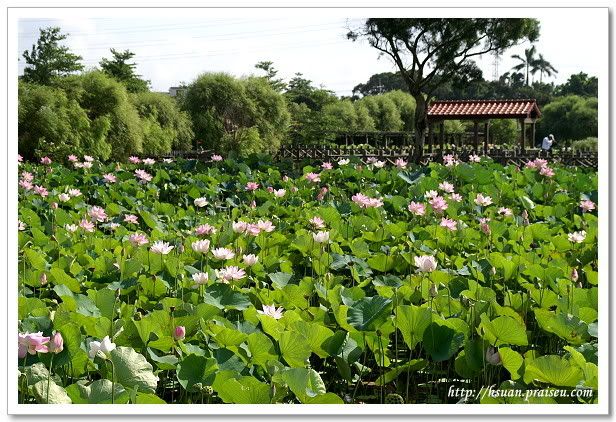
left=537, top=95, right=598, bottom=142
left=571, top=137, right=598, bottom=152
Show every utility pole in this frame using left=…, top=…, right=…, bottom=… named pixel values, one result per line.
left=491, top=50, right=502, bottom=82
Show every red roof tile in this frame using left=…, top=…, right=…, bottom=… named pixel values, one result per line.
left=427, top=99, right=541, bottom=120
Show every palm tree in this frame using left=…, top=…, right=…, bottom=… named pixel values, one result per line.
left=532, top=54, right=558, bottom=83
left=511, top=46, right=538, bottom=86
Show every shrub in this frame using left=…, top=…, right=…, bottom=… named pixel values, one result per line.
left=537, top=95, right=598, bottom=142
left=571, top=137, right=598, bottom=152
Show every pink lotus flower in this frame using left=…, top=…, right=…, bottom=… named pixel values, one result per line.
left=257, top=220, right=275, bottom=232
left=250, top=200, right=257, bottom=208
left=474, top=193, right=493, bottom=206
left=498, top=207, right=513, bottom=217
left=571, top=268, right=579, bottom=282
left=129, top=156, right=141, bottom=164
left=321, top=162, right=333, bottom=170
left=194, top=197, right=208, bottom=207
left=124, top=214, right=139, bottom=224
left=243, top=254, right=258, bottom=266
left=366, top=157, right=378, bottom=164
left=65, top=224, right=78, bottom=233
left=19, top=180, right=33, bottom=191
left=18, top=332, right=50, bottom=358
left=128, top=233, right=148, bottom=246
left=352, top=193, right=383, bottom=208
left=305, top=172, right=321, bottom=183
left=443, top=154, right=457, bottom=167
left=68, top=188, right=82, bottom=197
left=439, top=182, right=455, bottom=193
left=310, top=216, right=326, bottom=229
left=282, top=175, right=290, bottom=182
left=394, top=158, right=407, bottom=169
left=373, top=160, right=386, bottom=168
left=135, top=169, right=152, bottom=183
left=51, top=202, right=58, bottom=210
left=79, top=219, right=95, bottom=232
left=414, top=255, right=437, bottom=272
left=211, top=247, right=235, bottom=260
left=245, top=182, right=259, bottom=191
left=40, top=156, right=52, bottom=165
left=257, top=304, right=284, bottom=320
left=316, top=186, right=329, bottom=201
left=143, top=158, right=156, bottom=165
left=580, top=200, right=596, bottom=212
left=424, top=190, right=439, bottom=199
left=58, top=193, right=70, bottom=202
left=34, top=185, right=48, bottom=197
left=103, top=173, right=117, bottom=183
left=568, top=230, right=586, bottom=243
left=74, top=162, right=84, bottom=169
left=468, top=154, right=481, bottom=163
left=267, top=186, right=274, bottom=193
left=232, top=221, right=248, bottom=234
left=539, top=166, right=555, bottom=177
left=485, top=347, right=501, bottom=365
left=82, top=161, right=94, bottom=169
left=449, top=193, right=463, bottom=203
left=17, top=154, right=23, bottom=163
left=83, top=155, right=94, bottom=162
left=21, top=171, right=34, bottom=182
left=195, top=224, right=217, bottom=236
left=88, top=206, right=108, bottom=223
left=173, top=326, right=186, bottom=341
left=192, top=272, right=209, bottom=287
left=312, top=231, right=330, bottom=243
left=216, top=266, right=246, bottom=282
left=440, top=217, right=457, bottom=231
left=49, top=332, right=64, bottom=354
left=192, top=239, right=211, bottom=253
left=273, top=189, right=286, bottom=198
left=429, top=196, right=448, bottom=213
left=245, top=224, right=261, bottom=236
left=150, top=241, right=174, bottom=254
left=18, top=220, right=26, bottom=231
left=408, top=201, right=426, bottom=216
left=480, top=221, right=491, bottom=235
left=211, top=154, right=223, bottom=162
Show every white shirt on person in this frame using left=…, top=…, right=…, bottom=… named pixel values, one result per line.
left=542, top=137, right=553, bottom=150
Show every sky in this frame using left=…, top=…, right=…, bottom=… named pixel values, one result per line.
left=16, top=15, right=602, bottom=96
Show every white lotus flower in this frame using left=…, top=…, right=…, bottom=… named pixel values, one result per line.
left=88, top=336, right=116, bottom=359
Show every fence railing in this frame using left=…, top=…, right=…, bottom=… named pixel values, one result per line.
left=158, top=146, right=598, bottom=169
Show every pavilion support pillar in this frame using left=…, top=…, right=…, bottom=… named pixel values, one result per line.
left=531, top=121, right=536, bottom=149
left=520, top=119, right=526, bottom=152
left=473, top=121, right=479, bottom=152
left=483, top=121, right=490, bottom=155
left=427, top=122, right=433, bottom=153
left=439, top=121, right=445, bottom=151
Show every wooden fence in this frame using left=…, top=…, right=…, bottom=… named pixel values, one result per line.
left=159, top=146, right=598, bottom=169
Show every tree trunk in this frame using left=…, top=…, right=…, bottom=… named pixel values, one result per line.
left=412, top=94, right=428, bottom=162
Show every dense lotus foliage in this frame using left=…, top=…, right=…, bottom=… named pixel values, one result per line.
left=17, top=153, right=598, bottom=404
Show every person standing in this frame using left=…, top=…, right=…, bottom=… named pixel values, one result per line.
left=542, top=134, right=555, bottom=152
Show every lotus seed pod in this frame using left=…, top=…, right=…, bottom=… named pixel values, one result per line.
left=429, top=283, right=438, bottom=298
left=385, top=393, right=405, bottom=404
left=134, top=312, right=142, bottom=321
left=202, top=385, right=213, bottom=395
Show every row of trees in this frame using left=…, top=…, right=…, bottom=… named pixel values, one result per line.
left=18, top=22, right=599, bottom=161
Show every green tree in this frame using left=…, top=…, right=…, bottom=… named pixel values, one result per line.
left=348, top=18, right=540, bottom=157
left=537, top=95, right=598, bottom=143
left=489, top=119, right=518, bottom=146
left=382, top=90, right=416, bottom=131
left=511, top=45, right=538, bottom=86
left=532, top=53, right=558, bottom=84
left=21, top=27, right=84, bottom=85
left=131, top=91, right=194, bottom=152
left=18, top=81, right=97, bottom=160
left=359, top=95, right=403, bottom=131
left=100, top=49, right=150, bottom=93
left=254, top=61, right=286, bottom=92
left=556, top=72, right=598, bottom=97
left=285, top=73, right=337, bottom=111
left=352, top=72, right=407, bottom=97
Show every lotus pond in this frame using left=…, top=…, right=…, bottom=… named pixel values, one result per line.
left=17, top=154, right=599, bottom=405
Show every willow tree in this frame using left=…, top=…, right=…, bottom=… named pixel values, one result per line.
left=348, top=18, right=540, bottom=159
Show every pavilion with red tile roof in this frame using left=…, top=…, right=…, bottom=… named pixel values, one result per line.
left=427, top=99, right=541, bottom=152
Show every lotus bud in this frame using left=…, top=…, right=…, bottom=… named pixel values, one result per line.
left=250, top=200, right=256, bottom=208
left=485, top=347, right=501, bottom=365
left=178, top=243, right=185, bottom=254
left=522, top=210, right=529, bottom=226
left=173, top=325, right=186, bottom=341
left=491, top=267, right=497, bottom=276
left=429, top=283, right=438, bottom=298
left=51, top=202, right=58, bottom=209
left=39, top=273, right=47, bottom=286
left=571, top=268, right=579, bottom=282
left=577, top=281, right=583, bottom=289
left=49, top=332, right=64, bottom=354
left=282, top=175, right=289, bottom=182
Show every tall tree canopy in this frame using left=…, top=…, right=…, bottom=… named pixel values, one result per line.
left=21, top=27, right=84, bottom=85
left=348, top=18, right=540, bottom=157
left=100, top=49, right=150, bottom=93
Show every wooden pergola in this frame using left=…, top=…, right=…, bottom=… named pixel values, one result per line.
left=426, top=99, right=542, bottom=153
